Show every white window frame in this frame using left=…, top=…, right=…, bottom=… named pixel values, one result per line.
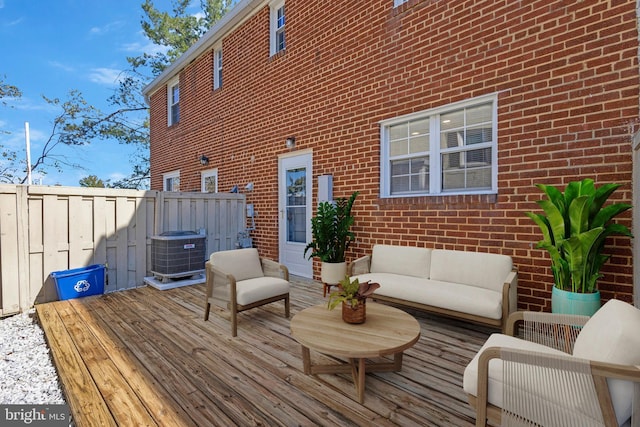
left=394, top=0, right=409, bottom=6
left=213, top=46, right=223, bottom=90
left=167, top=76, right=180, bottom=126
left=270, top=1, right=286, bottom=56
left=201, top=168, right=219, bottom=193
left=379, top=93, right=498, bottom=198
left=163, top=170, right=180, bottom=192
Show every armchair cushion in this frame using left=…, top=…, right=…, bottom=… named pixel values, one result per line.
left=210, top=248, right=264, bottom=282
left=212, top=276, right=289, bottom=306
left=572, top=299, right=640, bottom=425
left=463, top=333, right=569, bottom=408
left=573, top=299, right=640, bottom=365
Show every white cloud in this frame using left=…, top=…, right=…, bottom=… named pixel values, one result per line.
left=121, top=30, right=170, bottom=55
left=48, top=61, right=75, bottom=72
left=1, top=122, right=47, bottom=151
left=89, top=21, right=124, bottom=36
left=88, top=68, right=124, bottom=86
left=3, top=17, right=24, bottom=27
left=121, top=40, right=169, bottom=56
left=5, top=95, right=59, bottom=113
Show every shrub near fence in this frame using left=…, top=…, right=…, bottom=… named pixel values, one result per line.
left=0, top=185, right=245, bottom=316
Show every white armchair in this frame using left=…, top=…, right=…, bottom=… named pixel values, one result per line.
left=204, top=248, right=290, bottom=337
left=463, top=299, right=640, bottom=426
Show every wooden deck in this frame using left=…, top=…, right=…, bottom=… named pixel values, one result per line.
left=35, top=276, right=494, bottom=426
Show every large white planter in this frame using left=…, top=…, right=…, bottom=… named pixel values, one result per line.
left=320, top=262, right=347, bottom=285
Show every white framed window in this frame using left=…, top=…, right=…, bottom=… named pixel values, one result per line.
left=213, top=47, right=223, bottom=90
left=394, top=0, right=409, bottom=6
left=270, top=1, right=286, bottom=56
left=380, top=94, right=498, bottom=197
left=167, top=76, right=180, bottom=126
left=163, top=170, right=180, bottom=192
left=201, top=169, right=218, bottom=193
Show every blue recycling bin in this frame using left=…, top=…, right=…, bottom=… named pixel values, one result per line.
left=51, top=264, right=105, bottom=300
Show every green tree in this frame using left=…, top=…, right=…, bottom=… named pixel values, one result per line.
left=0, top=76, right=21, bottom=107
left=0, top=2, right=232, bottom=187
left=0, top=76, right=22, bottom=182
left=130, top=0, right=234, bottom=75
left=79, top=175, right=106, bottom=188
left=96, top=0, right=234, bottom=189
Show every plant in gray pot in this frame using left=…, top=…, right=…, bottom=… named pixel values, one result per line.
left=526, top=179, right=632, bottom=315
left=304, top=191, right=358, bottom=286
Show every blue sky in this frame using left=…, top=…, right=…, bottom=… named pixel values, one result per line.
left=0, top=0, right=179, bottom=187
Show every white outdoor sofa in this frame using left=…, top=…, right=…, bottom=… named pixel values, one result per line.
left=348, top=244, right=518, bottom=331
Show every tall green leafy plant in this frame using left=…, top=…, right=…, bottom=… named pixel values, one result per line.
left=526, top=179, right=632, bottom=293
left=304, top=191, right=358, bottom=263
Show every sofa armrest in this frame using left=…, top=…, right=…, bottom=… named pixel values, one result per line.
left=506, top=268, right=518, bottom=314
left=505, top=311, right=590, bottom=353
left=261, top=258, right=289, bottom=281
left=348, top=255, right=371, bottom=276
left=499, top=268, right=518, bottom=332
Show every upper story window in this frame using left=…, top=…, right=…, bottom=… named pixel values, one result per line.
left=270, top=1, right=286, bottom=56
left=163, top=170, right=180, bottom=192
left=380, top=94, right=498, bottom=197
left=167, top=76, right=180, bottom=126
left=394, top=0, right=409, bottom=6
left=213, top=48, right=223, bottom=90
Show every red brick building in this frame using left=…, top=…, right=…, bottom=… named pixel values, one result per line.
left=143, top=0, right=638, bottom=311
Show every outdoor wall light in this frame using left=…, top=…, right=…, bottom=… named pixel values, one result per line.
left=285, top=136, right=296, bottom=149
left=199, top=154, right=209, bottom=166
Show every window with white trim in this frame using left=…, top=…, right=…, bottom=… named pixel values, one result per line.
left=213, top=48, right=222, bottom=89
left=394, top=0, right=409, bottom=6
left=167, top=77, right=180, bottom=126
left=380, top=95, right=497, bottom=197
left=201, top=169, right=218, bottom=193
left=270, top=1, right=286, bottom=55
left=163, top=170, right=180, bottom=192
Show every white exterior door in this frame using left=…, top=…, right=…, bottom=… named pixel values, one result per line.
left=278, top=152, right=313, bottom=277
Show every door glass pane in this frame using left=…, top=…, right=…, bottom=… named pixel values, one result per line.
left=203, top=176, right=216, bottom=193
left=286, top=167, right=306, bottom=243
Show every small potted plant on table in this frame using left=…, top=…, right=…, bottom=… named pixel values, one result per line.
left=327, top=276, right=380, bottom=324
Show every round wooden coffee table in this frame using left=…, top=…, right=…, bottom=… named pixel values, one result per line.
left=290, top=302, right=421, bottom=403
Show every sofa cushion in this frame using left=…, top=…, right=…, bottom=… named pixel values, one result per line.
left=573, top=299, right=640, bottom=425
left=354, top=273, right=503, bottom=320
left=211, top=276, right=289, bottom=306
left=210, top=248, right=264, bottom=282
left=430, top=250, right=512, bottom=293
left=369, top=245, right=431, bottom=278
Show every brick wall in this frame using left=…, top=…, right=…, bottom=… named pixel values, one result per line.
left=148, top=0, right=639, bottom=311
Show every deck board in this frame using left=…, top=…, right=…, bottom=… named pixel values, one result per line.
left=36, top=276, right=493, bottom=426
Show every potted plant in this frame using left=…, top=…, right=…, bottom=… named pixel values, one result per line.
left=526, top=178, right=632, bottom=315
left=327, top=276, right=380, bottom=323
left=304, top=191, right=358, bottom=285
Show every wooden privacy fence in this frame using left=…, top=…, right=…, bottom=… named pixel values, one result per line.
left=0, top=185, right=246, bottom=316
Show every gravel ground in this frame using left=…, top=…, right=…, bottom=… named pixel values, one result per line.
left=0, top=309, right=66, bottom=405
